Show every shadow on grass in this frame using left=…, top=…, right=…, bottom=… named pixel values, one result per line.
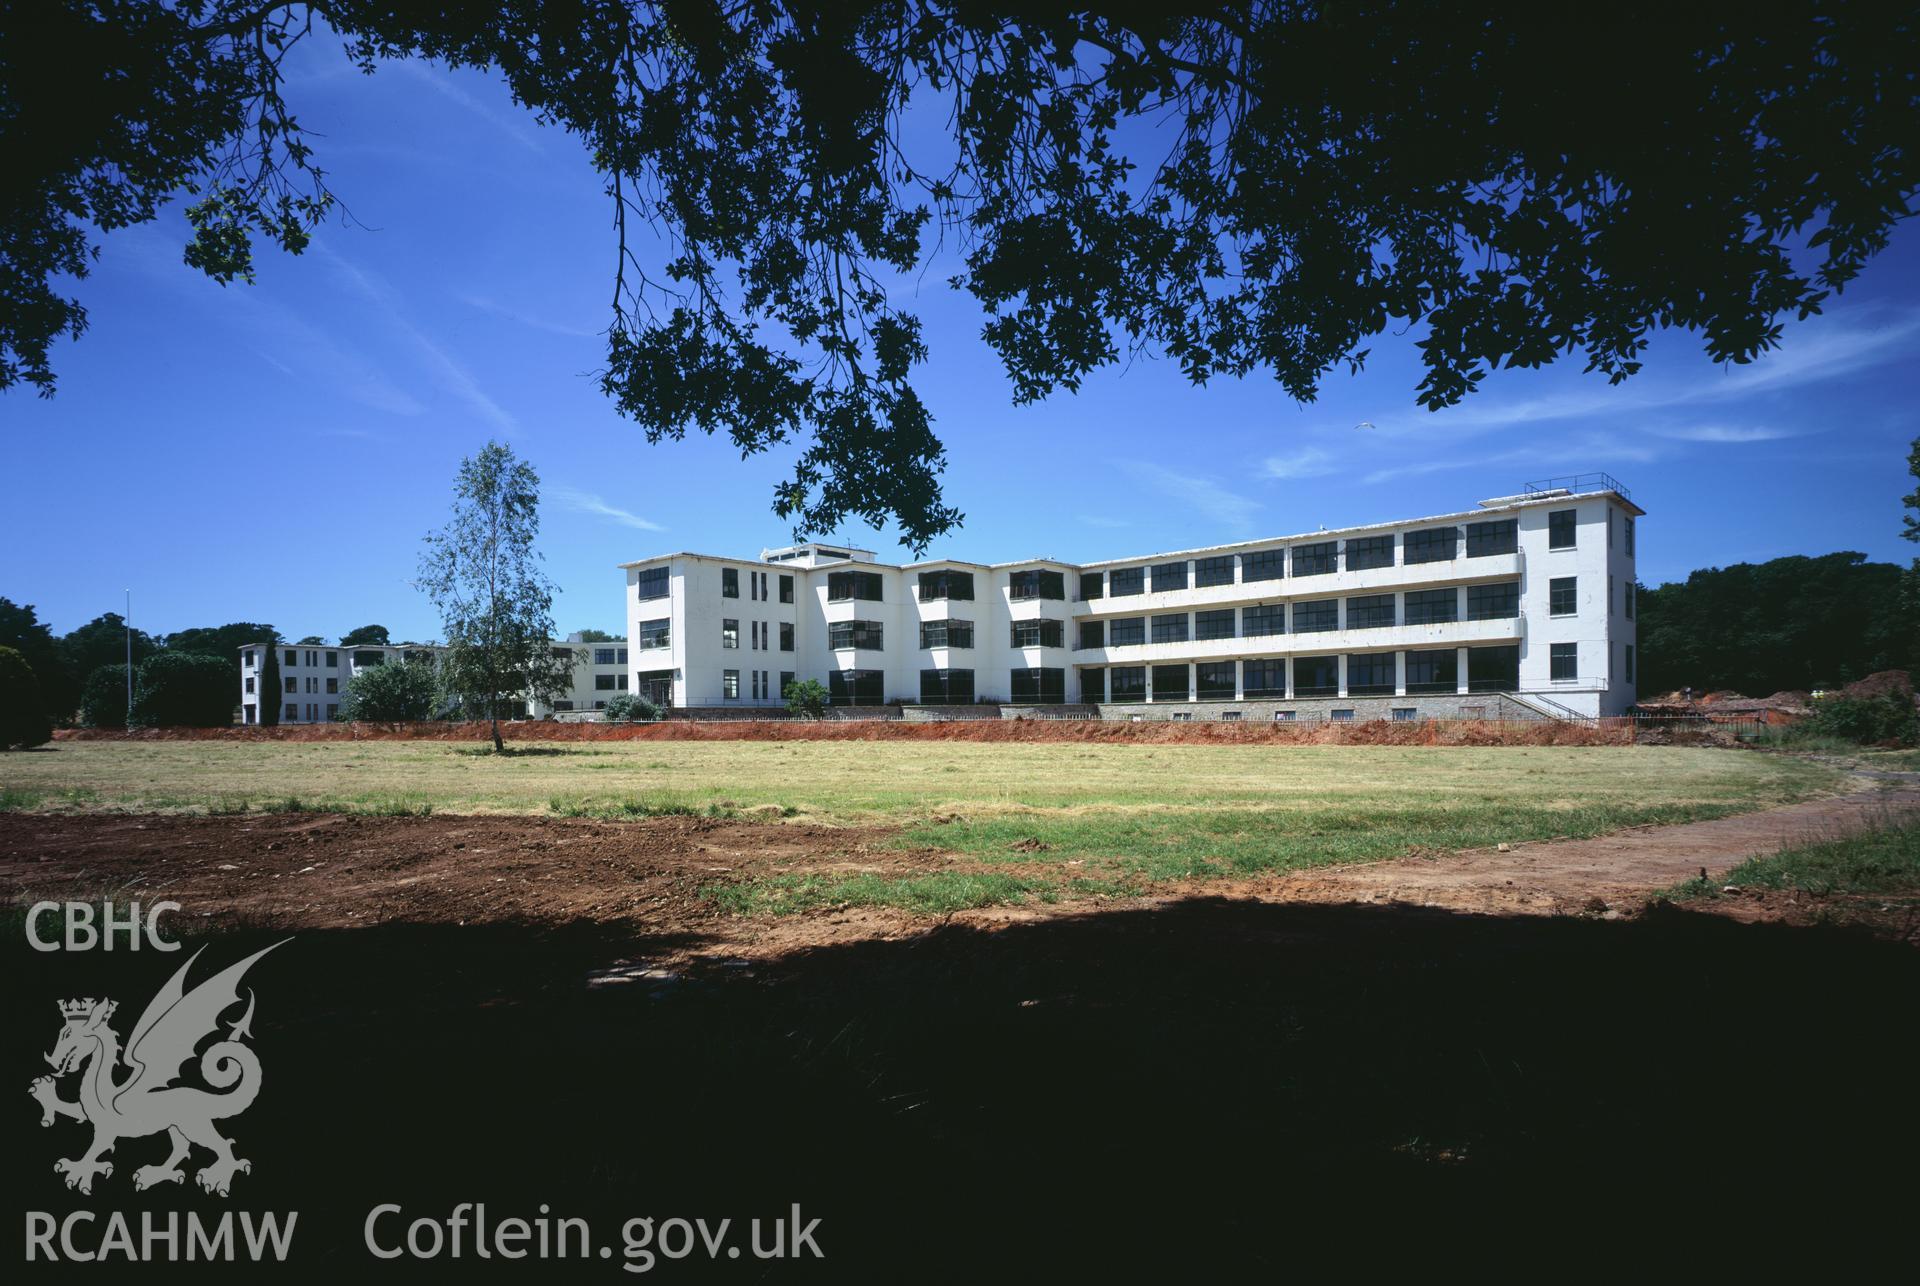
left=4, top=900, right=1913, bottom=1272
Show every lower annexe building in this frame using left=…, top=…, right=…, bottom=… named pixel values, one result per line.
left=620, top=478, right=1643, bottom=720
left=240, top=637, right=634, bottom=724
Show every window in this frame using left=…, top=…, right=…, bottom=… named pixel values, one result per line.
left=722, top=619, right=739, bottom=649
left=1404, top=588, right=1458, bottom=625
left=1150, top=613, right=1188, bottom=644
left=1465, top=519, right=1518, bottom=557
left=1292, top=541, right=1336, bottom=576
left=921, top=619, right=974, bottom=649
left=828, top=570, right=884, bottom=602
left=639, top=619, right=670, bottom=649
left=1392, top=708, right=1417, bottom=722
left=1196, top=662, right=1235, bottom=699
left=1625, top=582, right=1635, bottom=619
left=1079, top=571, right=1104, bottom=601
left=1625, top=516, right=1636, bottom=556
left=284, top=649, right=298, bottom=666
left=1109, top=666, right=1147, bottom=703
left=1548, top=509, right=1577, bottom=549
left=723, top=670, right=740, bottom=699
left=353, top=650, right=384, bottom=667
left=1221, top=710, right=1242, bottom=722
left=1194, top=609, right=1235, bottom=641
left=777, top=574, right=793, bottom=604
left=1549, top=577, right=1577, bottom=617
left=751, top=670, right=762, bottom=699
left=1242, top=548, right=1285, bottom=582
left=779, top=671, right=794, bottom=699
left=1405, top=649, right=1458, bottom=694
left=1607, top=507, right=1614, bottom=548
left=1346, top=594, right=1395, bottom=630
left=1551, top=642, right=1578, bottom=681
left=1194, top=555, right=1234, bottom=587
left=554, top=700, right=574, bottom=713
left=1008, top=569, right=1066, bottom=600
left=1346, top=652, right=1395, bottom=695
left=553, top=647, right=575, bottom=662
left=1624, top=644, right=1635, bottom=683
left=595, top=673, right=620, bottom=690
left=1294, top=655, right=1339, bottom=696
left=1150, top=561, right=1188, bottom=592
left=1171, top=711, right=1192, bottom=722
left=1077, top=620, right=1105, bottom=650
left=325, top=650, right=338, bottom=667
left=780, top=622, right=795, bottom=651
left=1009, top=618, right=1063, bottom=649
left=306, top=650, right=318, bottom=667
left=594, top=647, right=618, bottom=665
left=635, top=565, right=669, bottom=600
left=1404, top=527, right=1459, bottom=564
left=1293, top=599, right=1338, bottom=633
left=284, top=676, right=297, bottom=693
left=285, top=703, right=298, bottom=721
left=1109, top=616, right=1146, bottom=647
left=1242, top=604, right=1286, bottom=637
left=918, top=569, right=976, bottom=601
left=1468, top=645, right=1520, bottom=692
left=1009, top=668, right=1066, bottom=703
left=919, top=669, right=975, bottom=704
left=829, top=670, right=885, bottom=705
left=1467, top=582, right=1520, bottom=621
left=1345, top=535, right=1394, bottom=571
left=325, top=677, right=338, bottom=694
left=1243, top=659, right=1285, bottom=698
left=722, top=567, right=739, bottom=598
left=829, top=620, right=885, bottom=650
left=1080, top=668, right=1105, bottom=703
left=243, top=649, right=255, bottom=668
left=1273, top=710, right=1296, bottom=722
left=1150, top=664, right=1189, bottom=701
left=1109, top=567, right=1145, bottom=596
left=244, top=676, right=255, bottom=694
left=1331, top=709, right=1355, bottom=722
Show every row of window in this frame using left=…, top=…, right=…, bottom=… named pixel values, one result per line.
left=1084, top=647, right=1523, bottom=701
left=1080, top=582, right=1522, bottom=646
left=721, top=669, right=791, bottom=701
left=720, top=566, right=798, bottom=604
left=722, top=618, right=797, bottom=651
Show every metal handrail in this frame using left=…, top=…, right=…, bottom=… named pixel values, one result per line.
left=1522, top=472, right=1630, bottom=500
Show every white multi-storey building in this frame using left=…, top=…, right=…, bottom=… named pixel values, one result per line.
left=239, top=636, right=633, bottom=724
left=620, top=477, right=1643, bottom=719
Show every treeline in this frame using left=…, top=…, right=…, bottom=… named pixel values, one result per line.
left=1636, top=552, right=1918, bottom=696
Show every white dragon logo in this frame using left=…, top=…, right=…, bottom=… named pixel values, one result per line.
left=29, top=940, right=287, bottom=1197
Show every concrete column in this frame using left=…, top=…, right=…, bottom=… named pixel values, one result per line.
left=1234, top=659, right=1244, bottom=701
left=1456, top=646, right=1469, bottom=695
left=1394, top=650, right=1406, bottom=697
left=1337, top=653, right=1348, bottom=698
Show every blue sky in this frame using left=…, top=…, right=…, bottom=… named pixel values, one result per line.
left=5, top=47, right=1917, bottom=643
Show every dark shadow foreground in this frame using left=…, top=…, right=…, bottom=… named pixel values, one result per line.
left=4, top=899, right=1914, bottom=1278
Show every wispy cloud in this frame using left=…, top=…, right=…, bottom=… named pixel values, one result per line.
left=1361, top=431, right=1664, bottom=486
left=460, top=293, right=602, bottom=339
left=1261, top=446, right=1337, bottom=480
left=552, top=486, right=665, bottom=532
left=391, top=60, right=543, bottom=152
left=1077, top=513, right=1131, bottom=529
left=1649, top=424, right=1800, bottom=444
left=1120, top=463, right=1259, bottom=532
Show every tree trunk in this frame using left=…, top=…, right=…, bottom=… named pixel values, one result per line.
left=490, top=714, right=503, bottom=753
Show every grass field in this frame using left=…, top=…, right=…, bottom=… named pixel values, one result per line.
left=0, top=741, right=1845, bottom=911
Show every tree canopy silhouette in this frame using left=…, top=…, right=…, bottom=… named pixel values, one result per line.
left=5, top=2, right=1916, bottom=548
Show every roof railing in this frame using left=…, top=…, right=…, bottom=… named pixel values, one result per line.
left=1521, top=472, right=1630, bottom=501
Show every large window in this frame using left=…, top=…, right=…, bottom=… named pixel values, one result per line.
left=1346, top=652, right=1395, bottom=695
left=1551, top=642, right=1578, bottom=681
left=1294, top=599, right=1338, bottom=633
left=1009, top=668, right=1066, bottom=703
left=1238, top=550, right=1284, bottom=585
left=1008, top=569, right=1066, bottom=601
left=635, top=565, right=669, bottom=600
left=1404, top=588, right=1458, bottom=625
left=1294, top=655, right=1339, bottom=697
left=1467, top=581, right=1521, bottom=621
left=722, top=567, right=739, bottom=598
left=1079, top=571, right=1104, bottom=601
left=638, top=618, right=670, bottom=650
left=1194, top=555, right=1234, bottom=587
left=919, top=669, right=975, bottom=704
left=1243, top=659, right=1285, bottom=698
left=828, top=570, right=885, bottom=602
left=1109, top=616, right=1146, bottom=647
left=1346, top=594, right=1395, bottom=629
left=1292, top=541, right=1337, bottom=576
left=1194, top=609, right=1235, bottom=641
left=1196, top=662, right=1235, bottom=699
left=1009, top=619, right=1064, bottom=648
left=1345, top=535, right=1394, bottom=571
left=1548, top=509, right=1577, bottom=549
left=829, top=620, right=885, bottom=650
left=779, top=622, right=795, bottom=651
left=1468, top=645, right=1520, bottom=692
left=1151, top=561, right=1188, bottom=592
left=1625, top=582, right=1635, bottom=619
left=1078, top=620, right=1105, bottom=649
left=1109, top=666, right=1146, bottom=703
left=1404, top=526, right=1459, bottom=564
left=1549, top=576, right=1577, bottom=616
left=1625, top=516, right=1636, bottom=556
left=829, top=669, right=886, bottom=705
left=1109, top=567, right=1145, bottom=596
left=722, top=669, right=740, bottom=699
left=1466, top=519, right=1518, bottom=557
left=1150, top=612, right=1188, bottom=644
left=1625, top=643, right=1635, bottom=683
left=1080, top=668, right=1105, bottom=702
left=722, top=619, right=739, bottom=649
left=920, top=619, right=974, bottom=649
left=1242, top=603, right=1286, bottom=637
left=779, top=574, right=794, bottom=604
left=1150, top=664, right=1189, bottom=701
left=1405, top=648, right=1458, bottom=694
left=918, top=569, right=975, bottom=601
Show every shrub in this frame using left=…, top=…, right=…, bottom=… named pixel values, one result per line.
left=784, top=677, right=828, bottom=719
left=131, top=652, right=235, bottom=727
left=1802, top=692, right=1920, bottom=747
left=79, top=663, right=131, bottom=729
left=602, top=692, right=661, bottom=722
left=0, top=646, right=52, bottom=749
left=339, top=658, right=441, bottom=722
